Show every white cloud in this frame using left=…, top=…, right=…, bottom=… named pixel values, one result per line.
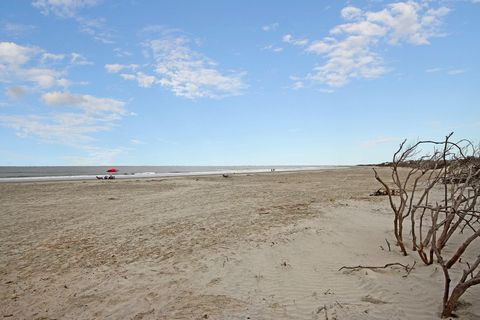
left=5, top=86, right=27, bottom=99
left=41, top=52, right=65, bottom=63
left=319, top=88, right=334, bottom=94
left=0, top=41, right=36, bottom=65
left=366, top=3, right=450, bottom=45
left=292, top=81, right=304, bottom=90
left=147, top=37, right=246, bottom=98
left=119, top=73, right=135, bottom=81
left=426, top=67, right=466, bottom=75
left=0, top=40, right=126, bottom=164
left=447, top=69, right=465, bottom=75
left=20, top=66, right=66, bottom=88
left=426, top=67, right=442, bottom=73
left=32, top=0, right=101, bottom=18
left=139, top=73, right=161, bottom=87
left=130, top=139, right=145, bottom=145
left=104, top=63, right=138, bottom=73
left=110, top=34, right=246, bottom=99
left=41, top=91, right=126, bottom=118
left=113, top=47, right=132, bottom=57
left=285, top=1, right=450, bottom=89
left=31, top=1, right=115, bottom=44
left=76, top=17, right=115, bottom=44
left=2, top=22, right=36, bottom=37
left=120, top=72, right=156, bottom=88
left=262, top=22, right=279, bottom=32
left=262, top=45, right=283, bottom=53
left=341, top=6, right=363, bottom=20
left=0, top=91, right=128, bottom=164
left=0, top=42, right=78, bottom=88
left=282, top=34, right=309, bottom=46
left=70, top=52, right=93, bottom=65
left=0, top=113, right=101, bottom=145
left=306, top=35, right=387, bottom=88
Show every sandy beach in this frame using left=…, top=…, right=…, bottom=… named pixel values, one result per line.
left=1, top=167, right=479, bottom=319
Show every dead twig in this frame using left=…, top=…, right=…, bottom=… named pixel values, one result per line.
left=402, top=260, right=417, bottom=278
left=339, top=262, right=410, bottom=272
left=385, top=238, right=392, bottom=252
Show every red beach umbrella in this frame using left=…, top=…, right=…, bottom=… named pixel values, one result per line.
left=106, top=168, right=119, bottom=173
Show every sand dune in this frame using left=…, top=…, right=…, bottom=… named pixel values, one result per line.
left=1, top=168, right=479, bottom=319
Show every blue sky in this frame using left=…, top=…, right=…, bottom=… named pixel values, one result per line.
left=0, top=0, right=479, bottom=166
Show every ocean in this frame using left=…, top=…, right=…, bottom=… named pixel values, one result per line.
left=0, top=166, right=335, bottom=182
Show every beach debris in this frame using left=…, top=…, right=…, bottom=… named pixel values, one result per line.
left=339, top=262, right=414, bottom=274
left=369, top=188, right=398, bottom=196
left=402, top=261, right=416, bottom=278
left=323, top=288, right=333, bottom=295
left=257, top=207, right=270, bottom=215
left=280, top=260, right=291, bottom=268
left=385, top=238, right=391, bottom=252
left=315, top=305, right=325, bottom=314
left=316, top=305, right=328, bottom=319
left=361, top=295, right=389, bottom=305
left=222, top=173, right=230, bottom=178
left=132, top=308, right=155, bottom=320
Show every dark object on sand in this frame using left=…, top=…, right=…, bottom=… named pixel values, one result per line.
left=370, top=188, right=398, bottom=196
left=441, top=176, right=467, bottom=184
left=96, top=175, right=116, bottom=180
left=222, top=174, right=230, bottom=178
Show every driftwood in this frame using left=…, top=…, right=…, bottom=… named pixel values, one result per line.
left=373, top=133, right=480, bottom=317
left=338, top=262, right=411, bottom=272
left=385, top=238, right=391, bottom=251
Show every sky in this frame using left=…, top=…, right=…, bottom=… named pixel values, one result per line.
left=0, top=0, right=479, bottom=166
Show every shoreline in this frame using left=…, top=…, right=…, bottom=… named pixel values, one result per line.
left=0, top=166, right=347, bottom=183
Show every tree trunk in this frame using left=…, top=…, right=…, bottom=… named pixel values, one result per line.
left=442, top=283, right=467, bottom=318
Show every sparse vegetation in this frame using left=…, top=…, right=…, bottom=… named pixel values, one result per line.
left=373, top=133, right=480, bottom=318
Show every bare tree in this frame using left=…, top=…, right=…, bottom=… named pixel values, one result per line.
left=372, top=133, right=453, bottom=256
left=373, top=133, right=480, bottom=317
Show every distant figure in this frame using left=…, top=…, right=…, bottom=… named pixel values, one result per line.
left=271, top=168, right=275, bottom=172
